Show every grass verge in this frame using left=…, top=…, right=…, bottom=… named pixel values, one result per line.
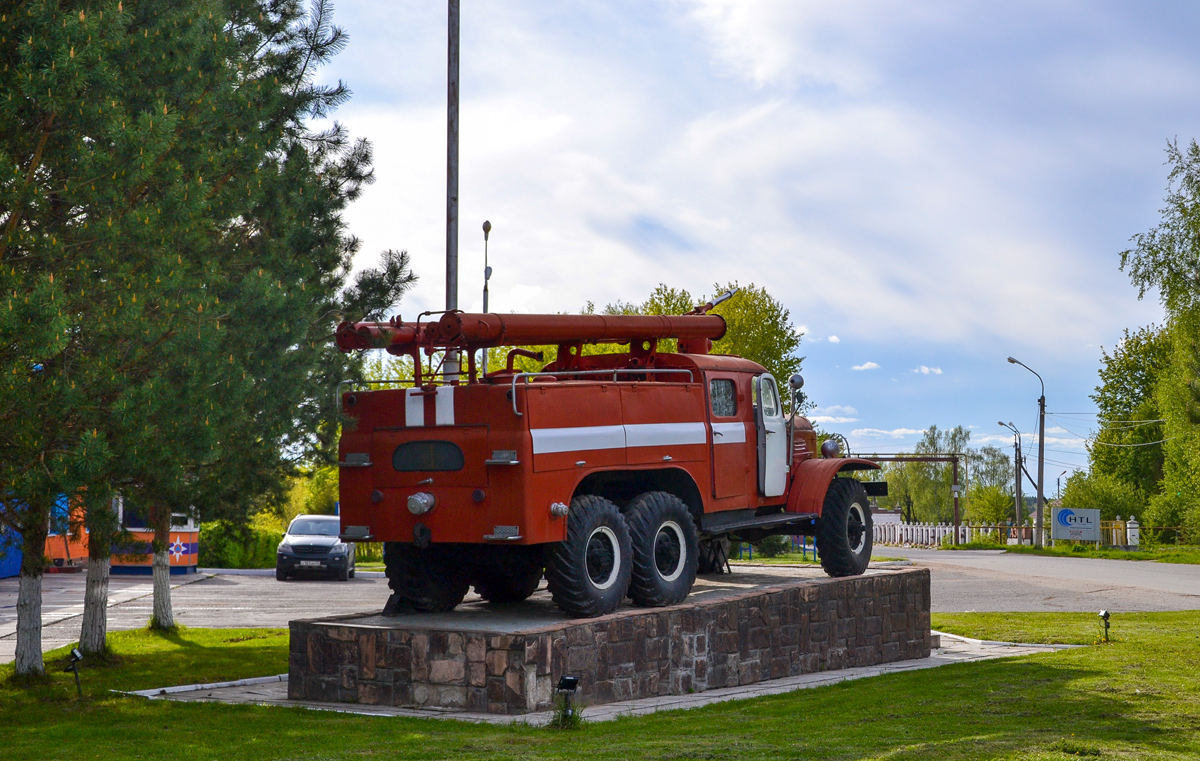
left=2, top=612, right=1198, bottom=759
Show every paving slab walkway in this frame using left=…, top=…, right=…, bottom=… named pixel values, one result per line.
left=132, top=633, right=1070, bottom=725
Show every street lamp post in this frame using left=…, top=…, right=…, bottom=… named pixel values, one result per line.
left=1057, top=470, right=1067, bottom=501
left=1008, top=357, right=1046, bottom=547
left=999, top=421, right=1023, bottom=529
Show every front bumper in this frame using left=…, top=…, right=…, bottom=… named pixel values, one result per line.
left=276, top=552, right=351, bottom=574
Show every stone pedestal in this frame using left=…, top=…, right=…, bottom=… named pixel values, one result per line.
left=288, top=567, right=930, bottom=714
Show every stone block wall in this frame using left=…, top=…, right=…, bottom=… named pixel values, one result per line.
left=289, top=568, right=930, bottom=714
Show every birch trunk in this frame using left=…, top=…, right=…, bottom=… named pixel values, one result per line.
left=151, top=548, right=174, bottom=629
left=79, top=557, right=110, bottom=655
left=150, top=507, right=174, bottom=629
left=14, top=514, right=49, bottom=676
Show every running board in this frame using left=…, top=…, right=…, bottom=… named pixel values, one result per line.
left=699, top=509, right=817, bottom=537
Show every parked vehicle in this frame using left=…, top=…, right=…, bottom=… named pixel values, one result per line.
left=276, top=515, right=356, bottom=581
left=334, top=292, right=885, bottom=617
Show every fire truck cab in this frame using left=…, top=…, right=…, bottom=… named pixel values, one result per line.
left=336, top=303, right=882, bottom=618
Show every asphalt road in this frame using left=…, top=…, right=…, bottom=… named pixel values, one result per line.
left=2, top=548, right=1199, bottom=663
left=882, top=547, right=1200, bottom=613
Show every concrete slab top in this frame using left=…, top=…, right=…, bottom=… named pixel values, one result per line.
left=294, top=566, right=917, bottom=636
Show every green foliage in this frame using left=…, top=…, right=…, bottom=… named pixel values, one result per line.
left=965, top=484, right=1015, bottom=525
left=1117, top=140, right=1200, bottom=539
left=879, top=425, right=972, bottom=523
left=302, top=466, right=339, bottom=516
left=547, top=693, right=584, bottom=730
left=708, top=282, right=804, bottom=390
left=1060, top=471, right=1146, bottom=521
left=493, top=283, right=805, bottom=394
left=197, top=521, right=278, bottom=569
left=752, top=535, right=791, bottom=558
left=0, top=1, right=416, bottom=648
left=1088, top=325, right=1169, bottom=496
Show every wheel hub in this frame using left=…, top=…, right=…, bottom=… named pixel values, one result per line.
left=653, top=520, right=687, bottom=582
left=585, top=526, right=621, bottom=590
left=848, top=504, right=866, bottom=554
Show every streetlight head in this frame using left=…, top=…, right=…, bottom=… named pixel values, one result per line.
left=997, top=421, right=1005, bottom=427
left=482, top=220, right=491, bottom=240
left=1006, top=356, right=1018, bottom=364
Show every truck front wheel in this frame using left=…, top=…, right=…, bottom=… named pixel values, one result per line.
left=626, top=491, right=699, bottom=606
left=547, top=495, right=632, bottom=617
left=816, top=478, right=873, bottom=577
left=382, top=542, right=470, bottom=613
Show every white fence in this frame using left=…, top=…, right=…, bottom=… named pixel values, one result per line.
left=873, top=520, right=1143, bottom=548
left=872, top=522, right=1032, bottom=547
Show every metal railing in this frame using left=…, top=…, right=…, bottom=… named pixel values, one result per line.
left=509, top=368, right=696, bottom=416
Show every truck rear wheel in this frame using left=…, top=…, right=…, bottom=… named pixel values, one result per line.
left=383, top=542, right=470, bottom=613
left=626, top=491, right=699, bottom=606
left=546, top=494, right=632, bottom=618
left=816, top=478, right=873, bottom=577
left=473, top=546, right=544, bottom=604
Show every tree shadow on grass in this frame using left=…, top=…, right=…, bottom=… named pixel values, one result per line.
left=697, top=656, right=1199, bottom=761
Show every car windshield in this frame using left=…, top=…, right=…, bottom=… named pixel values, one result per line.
left=289, top=519, right=339, bottom=537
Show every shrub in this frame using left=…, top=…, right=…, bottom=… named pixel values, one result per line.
left=198, top=521, right=279, bottom=569
left=753, top=535, right=791, bottom=558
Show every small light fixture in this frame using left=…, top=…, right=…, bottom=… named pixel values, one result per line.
left=65, top=646, right=84, bottom=697
left=1099, top=610, right=1110, bottom=642
left=556, top=675, right=580, bottom=720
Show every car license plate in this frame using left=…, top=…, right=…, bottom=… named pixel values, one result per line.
left=299, top=560, right=323, bottom=567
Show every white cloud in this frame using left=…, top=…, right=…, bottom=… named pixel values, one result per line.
left=810, top=415, right=859, bottom=425
left=912, top=366, right=942, bottom=375
left=852, top=361, right=880, bottom=371
left=828, top=335, right=841, bottom=344
left=808, top=404, right=858, bottom=425
left=794, top=324, right=809, bottom=337
left=817, top=405, right=858, bottom=416
left=851, top=427, right=926, bottom=439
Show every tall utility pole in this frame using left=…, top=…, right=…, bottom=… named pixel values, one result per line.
left=444, top=0, right=461, bottom=379
left=1008, top=357, right=1046, bottom=547
left=1000, top=421, right=1022, bottom=529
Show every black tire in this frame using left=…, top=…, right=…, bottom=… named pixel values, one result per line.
left=546, top=494, right=632, bottom=617
left=275, top=566, right=288, bottom=582
left=338, top=563, right=350, bottom=582
left=626, top=492, right=699, bottom=606
left=697, top=537, right=731, bottom=575
left=383, top=542, right=470, bottom=612
left=816, top=478, right=873, bottom=577
left=472, top=546, right=544, bottom=604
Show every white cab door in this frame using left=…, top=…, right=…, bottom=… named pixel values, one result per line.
left=754, top=374, right=787, bottom=497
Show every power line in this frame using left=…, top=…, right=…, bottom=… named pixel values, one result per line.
left=1091, top=437, right=1176, bottom=447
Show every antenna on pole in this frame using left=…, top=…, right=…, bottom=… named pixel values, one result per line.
left=445, top=0, right=461, bottom=380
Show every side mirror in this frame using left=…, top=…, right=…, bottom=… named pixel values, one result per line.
left=788, top=374, right=804, bottom=391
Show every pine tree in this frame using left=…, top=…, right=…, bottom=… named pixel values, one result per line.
left=0, top=0, right=413, bottom=673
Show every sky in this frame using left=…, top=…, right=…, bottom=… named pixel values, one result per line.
left=313, top=0, right=1200, bottom=484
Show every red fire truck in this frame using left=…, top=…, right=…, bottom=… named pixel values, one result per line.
left=335, top=294, right=884, bottom=618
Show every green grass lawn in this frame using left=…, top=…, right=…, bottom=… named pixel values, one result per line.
left=3, top=612, right=1199, bottom=760
left=944, top=542, right=1200, bottom=564
left=1003, top=544, right=1200, bottom=565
